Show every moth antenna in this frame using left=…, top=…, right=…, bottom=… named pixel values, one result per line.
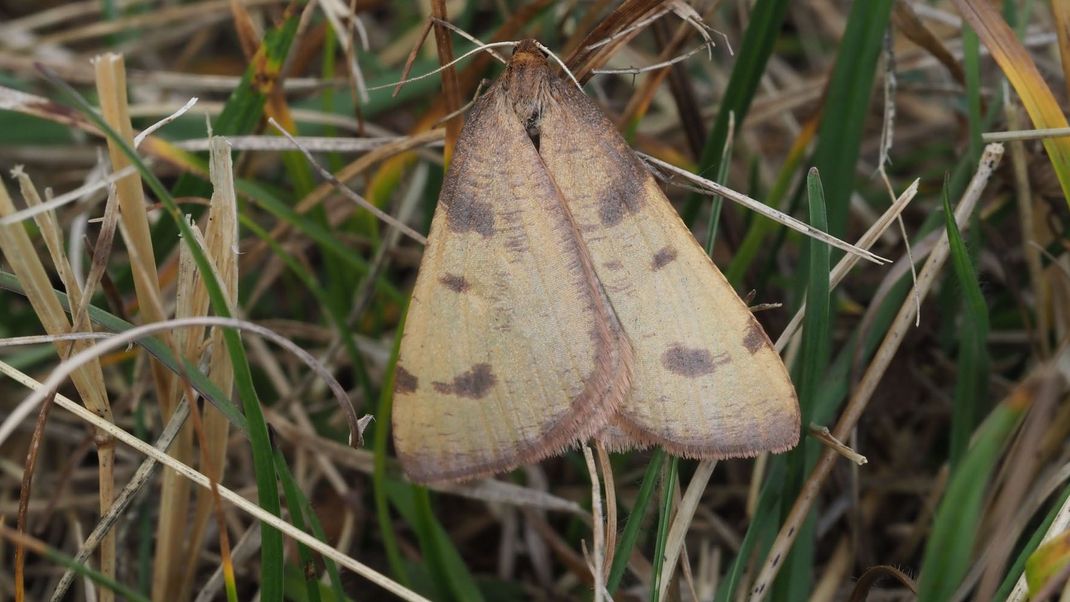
left=432, top=78, right=491, bottom=128
left=591, top=41, right=713, bottom=76
left=268, top=118, right=429, bottom=246
left=429, top=18, right=508, bottom=64
left=533, top=41, right=583, bottom=90
left=584, top=7, right=673, bottom=50
left=369, top=41, right=518, bottom=93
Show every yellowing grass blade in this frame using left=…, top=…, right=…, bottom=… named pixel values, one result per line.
left=953, top=0, right=1070, bottom=207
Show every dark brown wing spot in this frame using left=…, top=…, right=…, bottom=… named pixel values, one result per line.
left=445, top=196, right=495, bottom=236
left=395, top=366, right=418, bottom=394
left=439, top=273, right=470, bottom=293
left=651, top=246, right=678, bottom=270
left=603, top=260, right=624, bottom=271
left=662, top=344, right=727, bottom=378
left=432, top=363, right=497, bottom=399
left=743, top=326, right=766, bottom=354
left=599, top=187, right=642, bottom=226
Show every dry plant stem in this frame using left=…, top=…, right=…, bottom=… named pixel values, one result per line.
left=430, top=0, right=461, bottom=151
left=395, top=18, right=438, bottom=97
left=174, top=135, right=436, bottom=152
left=776, top=180, right=919, bottom=351
left=428, top=17, right=508, bottom=64
left=250, top=127, right=443, bottom=260
left=1007, top=352, right=1070, bottom=601
left=1005, top=95, right=1051, bottom=358
left=0, top=317, right=359, bottom=468
left=0, top=318, right=426, bottom=601
left=982, top=125, right=1070, bottom=142
left=665, top=177, right=916, bottom=594
left=0, top=165, right=137, bottom=226
left=48, top=398, right=190, bottom=601
left=974, top=365, right=1065, bottom=600
left=268, top=118, right=428, bottom=244
left=807, top=425, right=867, bottom=465
left=177, top=137, right=241, bottom=599
left=594, top=441, right=617, bottom=578
left=0, top=180, right=115, bottom=602
left=194, top=522, right=261, bottom=602
left=640, top=154, right=890, bottom=265
left=656, top=459, right=718, bottom=601
left=93, top=54, right=175, bottom=602
left=747, top=143, right=1005, bottom=601
left=583, top=446, right=607, bottom=602
left=16, top=388, right=57, bottom=602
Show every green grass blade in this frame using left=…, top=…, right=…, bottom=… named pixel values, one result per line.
left=275, top=447, right=324, bottom=602
left=411, top=487, right=486, bottom=602
left=681, top=0, right=790, bottom=225
left=372, top=312, right=412, bottom=586
left=916, top=401, right=1028, bottom=600
left=772, top=168, right=830, bottom=600
left=650, top=456, right=678, bottom=601
left=607, top=449, right=665, bottom=593
left=942, top=178, right=990, bottom=470
left=809, top=0, right=894, bottom=239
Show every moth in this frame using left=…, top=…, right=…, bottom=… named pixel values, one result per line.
left=393, top=40, right=800, bottom=484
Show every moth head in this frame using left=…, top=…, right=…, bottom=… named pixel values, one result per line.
left=503, top=39, right=553, bottom=145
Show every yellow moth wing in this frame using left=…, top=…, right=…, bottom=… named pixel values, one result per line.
left=529, top=58, right=800, bottom=457
left=393, top=85, right=632, bottom=484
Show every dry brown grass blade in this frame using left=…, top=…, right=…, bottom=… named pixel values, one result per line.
left=617, top=16, right=693, bottom=128
left=177, top=138, right=241, bottom=598
left=975, top=358, right=1064, bottom=600
left=34, top=0, right=281, bottom=47
left=228, top=0, right=262, bottom=59
left=48, top=394, right=190, bottom=601
left=564, top=0, right=666, bottom=82
left=747, top=144, right=1005, bottom=601
left=892, top=0, right=965, bottom=85
left=430, top=0, right=461, bottom=156
left=243, top=127, right=443, bottom=273
left=952, top=0, right=1070, bottom=204
left=1, top=342, right=429, bottom=602
left=92, top=51, right=180, bottom=602
left=1050, top=0, right=1070, bottom=100
left=0, top=179, right=115, bottom=602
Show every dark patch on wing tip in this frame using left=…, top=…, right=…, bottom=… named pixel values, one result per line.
left=743, top=327, right=766, bottom=354
left=603, top=260, right=624, bottom=271
left=662, top=344, right=727, bottom=378
left=395, top=366, right=418, bottom=394
left=439, top=273, right=470, bottom=293
left=444, top=196, right=495, bottom=236
left=651, top=246, right=678, bottom=270
left=432, top=363, right=497, bottom=399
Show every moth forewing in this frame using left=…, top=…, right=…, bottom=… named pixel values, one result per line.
left=518, top=45, right=801, bottom=458
left=392, top=77, right=632, bottom=485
